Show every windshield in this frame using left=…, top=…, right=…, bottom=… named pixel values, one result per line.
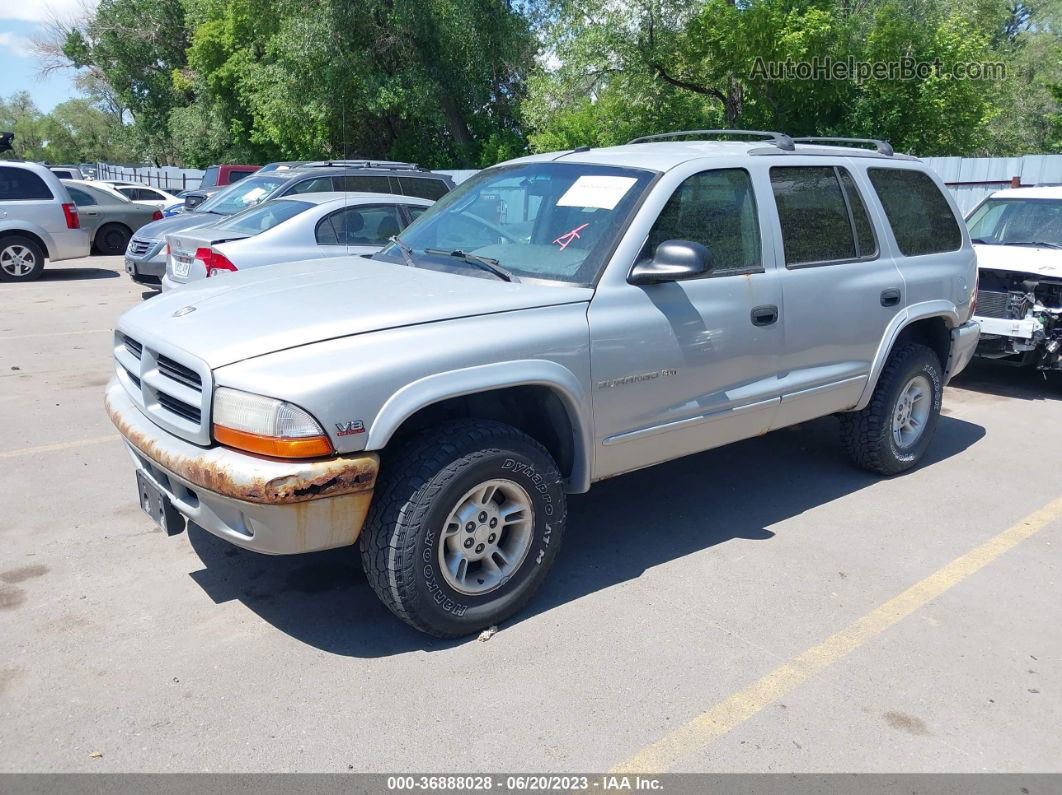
left=196, top=174, right=287, bottom=215
left=213, top=199, right=314, bottom=235
left=967, top=198, right=1062, bottom=248
left=374, top=162, right=656, bottom=284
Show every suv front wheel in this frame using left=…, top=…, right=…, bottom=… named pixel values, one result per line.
left=840, top=342, right=943, bottom=475
left=360, top=419, right=567, bottom=637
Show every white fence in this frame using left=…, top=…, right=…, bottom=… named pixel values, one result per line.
left=924, top=155, right=1062, bottom=215
left=94, top=163, right=205, bottom=192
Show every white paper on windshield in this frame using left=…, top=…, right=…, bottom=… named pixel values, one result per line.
left=241, top=187, right=267, bottom=204
left=556, top=175, right=637, bottom=210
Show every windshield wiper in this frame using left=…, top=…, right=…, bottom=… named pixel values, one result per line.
left=424, top=247, right=517, bottom=282
left=389, top=235, right=417, bottom=267
left=1001, top=241, right=1062, bottom=250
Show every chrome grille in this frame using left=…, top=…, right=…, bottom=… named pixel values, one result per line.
left=127, top=238, right=154, bottom=257
left=114, top=331, right=212, bottom=445
left=976, top=290, right=1010, bottom=319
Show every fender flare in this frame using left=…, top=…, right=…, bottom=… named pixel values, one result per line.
left=0, top=220, right=54, bottom=258
left=854, top=300, right=960, bottom=411
left=367, top=359, right=594, bottom=493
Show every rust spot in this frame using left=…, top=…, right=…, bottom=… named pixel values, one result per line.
left=105, top=392, right=378, bottom=506
left=0, top=564, right=48, bottom=584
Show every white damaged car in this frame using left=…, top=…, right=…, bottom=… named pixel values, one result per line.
left=967, top=186, right=1062, bottom=373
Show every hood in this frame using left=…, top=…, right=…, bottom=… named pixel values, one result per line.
left=118, top=257, right=593, bottom=369
left=974, top=243, right=1062, bottom=279
left=133, top=210, right=229, bottom=241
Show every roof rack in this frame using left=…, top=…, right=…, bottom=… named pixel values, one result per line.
left=627, top=129, right=796, bottom=151
left=792, top=137, right=894, bottom=156
left=301, top=159, right=423, bottom=171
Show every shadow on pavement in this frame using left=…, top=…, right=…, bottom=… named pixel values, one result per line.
left=188, top=413, right=985, bottom=658
left=39, top=266, right=119, bottom=281
left=950, top=359, right=1060, bottom=402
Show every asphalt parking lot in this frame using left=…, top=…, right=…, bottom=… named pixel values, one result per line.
left=1, top=255, right=1060, bottom=774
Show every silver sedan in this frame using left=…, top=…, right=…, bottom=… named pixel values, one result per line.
left=61, top=179, right=162, bottom=255
left=161, top=192, right=432, bottom=291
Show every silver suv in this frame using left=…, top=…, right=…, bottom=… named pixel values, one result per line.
left=0, top=161, right=90, bottom=282
left=105, top=131, right=980, bottom=636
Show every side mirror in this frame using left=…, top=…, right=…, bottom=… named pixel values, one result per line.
left=628, top=240, right=713, bottom=285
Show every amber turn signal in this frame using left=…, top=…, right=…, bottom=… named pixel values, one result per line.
left=213, top=424, right=334, bottom=459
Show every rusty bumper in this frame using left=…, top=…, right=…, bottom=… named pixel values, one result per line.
left=105, top=379, right=379, bottom=554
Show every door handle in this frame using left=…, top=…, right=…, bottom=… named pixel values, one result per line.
left=880, top=288, right=901, bottom=307
left=750, top=305, right=779, bottom=326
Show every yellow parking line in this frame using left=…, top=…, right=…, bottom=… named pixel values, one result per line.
left=0, top=435, right=119, bottom=459
left=612, top=496, right=1062, bottom=774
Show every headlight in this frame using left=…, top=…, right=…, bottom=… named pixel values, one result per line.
left=212, top=387, right=333, bottom=458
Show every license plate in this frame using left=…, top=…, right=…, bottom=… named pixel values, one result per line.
left=173, top=256, right=191, bottom=277
left=135, top=470, right=185, bottom=536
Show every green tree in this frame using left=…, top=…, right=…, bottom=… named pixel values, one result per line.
left=60, top=0, right=191, bottom=163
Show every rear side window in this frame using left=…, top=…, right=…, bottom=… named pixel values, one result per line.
left=771, top=166, right=877, bottom=266
left=67, top=187, right=98, bottom=206
left=214, top=199, right=313, bottom=235
left=227, top=169, right=253, bottom=184
left=868, top=168, right=962, bottom=256
left=316, top=204, right=404, bottom=246
left=397, top=176, right=449, bottom=200
left=337, top=175, right=392, bottom=194
left=0, top=167, right=54, bottom=200
left=289, top=176, right=334, bottom=194
left=645, top=168, right=761, bottom=275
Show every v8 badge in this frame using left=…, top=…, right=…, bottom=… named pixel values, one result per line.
left=335, top=420, right=365, bottom=436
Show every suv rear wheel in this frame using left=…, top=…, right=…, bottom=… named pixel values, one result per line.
left=840, top=342, right=943, bottom=475
left=360, top=419, right=567, bottom=637
left=0, top=235, right=46, bottom=282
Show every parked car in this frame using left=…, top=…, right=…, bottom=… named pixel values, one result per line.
left=177, top=164, right=261, bottom=210
left=106, top=132, right=980, bottom=636
left=966, top=186, right=1062, bottom=374
left=113, top=185, right=182, bottom=209
left=124, top=163, right=454, bottom=287
left=47, top=164, right=84, bottom=180
left=0, top=161, right=89, bottom=281
left=162, top=193, right=432, bottom=290
left=61, top=179, right=162, bottom=255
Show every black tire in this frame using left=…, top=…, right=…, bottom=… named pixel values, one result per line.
left=0, top=234, right=46, bottom=282
left=95, top=223, right=131, bottom=256
left=840, top=342, right=943, bottom=475
left=360, top=419, right=567, bottom=637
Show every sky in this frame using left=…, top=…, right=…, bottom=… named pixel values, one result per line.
left=1, top=0, right=98, bottom=112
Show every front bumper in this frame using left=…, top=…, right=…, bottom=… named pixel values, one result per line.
left=124, top=238, right=166, bottom=285
left=105, top=379, right=379, bottom=555
left=945, top=320, right=980, bottom=382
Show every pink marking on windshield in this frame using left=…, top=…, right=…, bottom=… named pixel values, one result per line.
left=553, top=223, right=590, bottom=251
